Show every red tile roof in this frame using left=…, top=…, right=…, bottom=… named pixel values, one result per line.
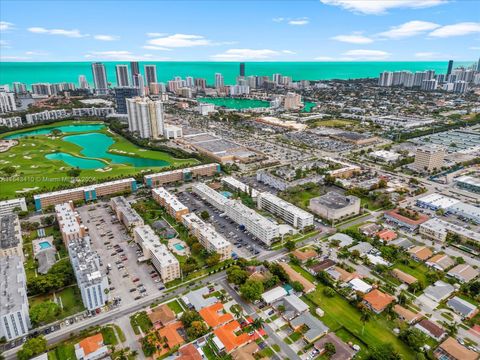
left=214, top=321, right=251, bottom=353
left=199, top=303, right=234, bottom=328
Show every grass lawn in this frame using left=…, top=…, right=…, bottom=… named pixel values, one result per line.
left=167, top=300, right=184, bottom=314
left=289, top=332, right=302, bottom=341
left=202, top=340, right=219, bottom=360
left=101, top=326, right=118, bottom=345
left=48, top=343, right=76, bottom=360
left=309, top=119, right=357, bottom=128
left=0, top=120, right=198, bottom=198
left=279, top=184, right=324, bottom=210
left=302, top=287, right=415, bottom=360
left=130, top=311, right=153, bottom=334
left=394, top=261, right=429, bottom=285
left=29, top=286, right=85, bottom=323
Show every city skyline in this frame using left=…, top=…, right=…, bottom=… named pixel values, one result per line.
left=1, top=0, right=479, bottom=62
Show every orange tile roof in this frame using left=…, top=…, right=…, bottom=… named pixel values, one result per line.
left=149, top=304, right=176, bottom=325
left=158, top=321, right=185, bottom=350
left=199, top=303, right=234, bottom=328
left=279, top=262, right=315, bottom=293
left=363, top=289, right=395, bottom=313
left=392, top=269, right=418, bottom=285
left=393, top=305, right=423, bottom=324
left=214, top=321, right=251, bottom=353
left=376, top=229, right=397, bottom=242
left=78, top=333, right=104, bottom=356
left=385, top=209, right=429, bottom=226
left=437, top=337, right=479, bottom=360
left=292, top=249, right=318, bottom=261
left=408, top=246, right=433, bottom=261
left=178, top=344, right=202, bottom=360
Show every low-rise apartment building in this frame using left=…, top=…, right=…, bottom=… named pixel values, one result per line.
left=419, top=218, right=480, bottom=244
left=257, top=192, right=313, bottom=229
left=182, top=213, right=232, bottom=261
left=34, top=178, right=137, bottom=210
left=110, top=196, right=144, bottom=229
left=72, top=107, right=115, bottom=117
left=55, top=202, right=88, bottom=244
left=25, top=109, right=68, bottom=124
left=0, top=255, right=30, bottom=341
left=68, top=237, right=109, bottom=311
left=0, top=197, right=27, bottom=216
left=144, top=163, right=220, bottom=188
left=221, top=176, right=259, bottom=198
left=309, top=191, right=360, bottom=222
left=0, top=214, right=23, bottom=260
left=192, top=183, right=279, bottom=246
left=152, top=187, right=189, bottom=221
left=133, top=225, right=181, bottom=283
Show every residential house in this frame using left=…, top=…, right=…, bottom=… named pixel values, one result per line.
left=178, top=344, right=202, bottom=360
left=393, top=305, right=423, bottom=325
left=199, top=303, right=234, bottom=328
left=424, top=281, right=455, bottom=303
left=348, top=278, right=372, bottom=294
left=376, top=229, right=397, bottom=243
left=408, top=246, right=433, bottom=262
left=447, top=264, right=479, bottom=283
left=279, top=262, right=316, bottom=294
left=231, top=342, right=260, bottom=360
left=426, top=254, right=455, bottom=271
left=274, top=295, right=309, bottom=321
left=359, top=223, right=382, bottom=237
left=308, top=259, right=336, bottom=275
left=74, top=333, right=109, bottom=360
left=292, top=249, right=318, bottom=263
left=391, top=269, right=418, bottom=285
left=314, top=333, right=356, bottom=360
left=363, top=289, right=395, bottom=314
left=290, top=313, right=329, bottom=343
left=447, top=297, right=479, bottom=319
left=148, top=304, right=176, bottom=327
left=213, top=321, right=251, bottom=353
left=434, top=337, right=479, bottom=360
left=261, top=286, right=288, bottom=305
left=415, top=319, right=447, bottom=341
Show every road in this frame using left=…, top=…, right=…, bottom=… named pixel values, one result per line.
left=2, top=271, right=228, bottom=360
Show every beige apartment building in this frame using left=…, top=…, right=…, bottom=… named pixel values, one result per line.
left=144, top=163, right=220, bottom=188
left=412, top=145, right=445, bottom=172
left=152, top=187, right=189, bottom=221
left=55, top=202, right=88, bottom=244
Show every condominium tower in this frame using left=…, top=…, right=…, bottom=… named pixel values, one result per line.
left=91, top=62, right=108, bottom=95
left=126, top=97, right=164, bottom=139
left=144, top=65, right=158, bottom=85
left=115, top=65, right=130, bottom=87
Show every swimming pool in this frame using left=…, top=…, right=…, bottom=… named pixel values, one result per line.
left=39, top=241, right=52, bottom=250
left=173, top=243, right=185, bottom=251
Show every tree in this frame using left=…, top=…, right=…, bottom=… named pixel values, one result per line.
left=285, top=240, right=296, bottom=252
left=324, top=342, right=336, bottom=359
left=399, top=328, right=427, bottom=351
left=186, top=320, right=208, bottom=340
left=66, top=167, right=81, bottom=178
left=206, top=253, right=221, bottom=267
left=252, top=317, right=264, bottom=330
left=226, top=266, right=248, bottom=285
left=17, top=336, right=47, bottom=360
left=29, top=301, right=60, bottom=326
left=367, top=344, right=401, bottom=360
left=200, top=210, right=210, bottom=220
left=191, top=242, right=204, bottom=254
left=141, top=336, right=156, bottom=357
left=240, top=279, right=264, bottom=302
left=180, top=310, right=202, bottom=328
left=1, top=166, right=16, bottom=177
left=323, top=287, right=336, bottom=297
left=360, top=308, right=371, bottom=335
left=291, top=281, right=304, bottom=293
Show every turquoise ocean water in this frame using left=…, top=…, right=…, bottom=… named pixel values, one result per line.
left=0, top=61, right=473, bottom=88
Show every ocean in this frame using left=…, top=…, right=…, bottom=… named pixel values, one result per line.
left=0, top=61, right=473, bottom=87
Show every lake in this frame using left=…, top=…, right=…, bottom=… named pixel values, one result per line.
left=5, top=124, right=106, bottom=139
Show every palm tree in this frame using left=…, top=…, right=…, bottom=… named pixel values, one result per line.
left=360, top=309, right=371, bottom=335
left=252, top=317, right=264, bottom=330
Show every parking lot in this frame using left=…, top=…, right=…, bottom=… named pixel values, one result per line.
left=176, top=190, right=270, bottom=259
left=77, top=201, right=163, bottom=306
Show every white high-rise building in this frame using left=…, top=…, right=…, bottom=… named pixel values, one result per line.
left=0, top=92, right=16, bottom=114
left=0, top=256, right=30, bottom=341
left=137, top=74, right=146, bottom=96
left=214, top=73, right=224, bottom=89
left=144, top=65, right=157, bottom=85
left=186, top=76, right=194, bottom=88
left=116, top=65, right=130, bottom=87
left=12, top=82, right=27, bottom=94
left=378, top=72, right=393, bottom=87
left=31, top=83, right=51, bottom=96
left=126, top=97, right=165, bottom=139
left=78, top=75, right=89, bottom=90
left=413, top=145, right=445, bottom=172
left=272, top=73, right=282, bottom=84
left=91, top=62, right=108, bottom=95
left=421, top=79, right=437, bottom=91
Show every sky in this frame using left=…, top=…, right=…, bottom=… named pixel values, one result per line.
left=0, top=0, right=479, bottom=62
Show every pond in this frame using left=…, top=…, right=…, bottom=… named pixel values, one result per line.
left=198, top=97, right=270, bottom=109
left=45, top=152, right=107, bottom=169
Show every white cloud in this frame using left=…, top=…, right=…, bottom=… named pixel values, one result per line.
left=94, top=34, right=119, bottom=41
left=282, top=50, right=296, bottom=54
left=331, top=33, right=373, bottom=44
left=414, top=52, right=442, bottom=58
left=378, top=21, right=440, bottom=39
left=272, top=17, right=285, bottom=23
left=320, top=0, right=446, bottom=14
left=25, top=51, right=48, bottom=56
left=341, top=49, right=391, bottom=60
left=0, top=21, right=14, bottom=32
left=146, top=32, right=167, bottom=37
left=429, top=22, right=480, bottom=37
left=211, top=48, right=281, bottom=61
left=315, top=56, right=335, bottom=61
left=147, top=33, right=212, bottom=48
left=143, top=45, right=172, bottom=51
left=0, top=40, right=10, bottom=48
left=28, top=27, right=88, bottom=38
left=288, top=18, right=309, bottom=26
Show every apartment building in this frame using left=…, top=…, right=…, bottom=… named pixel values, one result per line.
left=55, top=202, right=88, bottom=244
left=68, top=237, right=109, bottom=311
left=133, top=225, right=181, bottom=283
left=412, top=145, right=445, bottom=172
left=309, top=191, right=360, bottom=222
left=34, top=178, right=137, bottom=210
left=110, top=196, right=144, bottom=229
left=192, top=183, right=279, bottom=245
left=152, top=187, right=189, bottom=221
left=0, top=256, right=30, bottom=341
left=144, top=163, right=220, bottom=188
left=221, top=176, right=259, bottom=198
left=0, top=116, right=23, bottom=128
left=0, top=198, right=27, bottom=216
left=257, top=192, right=314, bottom=230
left=71, top=107, right=115, bottom=117
left=0, top=214, right=23, bottom=260
left=419, top=218, right=480, bottom=244
left=182, top=213, right=232, bottom=261
left=25, top=109, right=68, bottom=124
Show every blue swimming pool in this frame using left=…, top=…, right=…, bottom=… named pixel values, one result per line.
left=39, top=241, right=52, bottom=250
left=173, top=243, right=185, bottom=251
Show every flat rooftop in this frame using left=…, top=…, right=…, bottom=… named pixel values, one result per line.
left=311, top=191, right=358, bottom=210
left=0, top=255, right=28, bottom=316
left=0, top=214, right=21, bottom=250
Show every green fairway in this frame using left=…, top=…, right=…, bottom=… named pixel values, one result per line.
left=0, top=120, right=198, bottom=199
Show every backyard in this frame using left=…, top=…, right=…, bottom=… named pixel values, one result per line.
left=29, top=286, right=85, bottom=322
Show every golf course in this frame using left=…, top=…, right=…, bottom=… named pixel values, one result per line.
left=0, top=120, right=198, bottom=199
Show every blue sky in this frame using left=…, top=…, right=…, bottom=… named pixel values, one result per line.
left=0, top=0, right=479, bottom=61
